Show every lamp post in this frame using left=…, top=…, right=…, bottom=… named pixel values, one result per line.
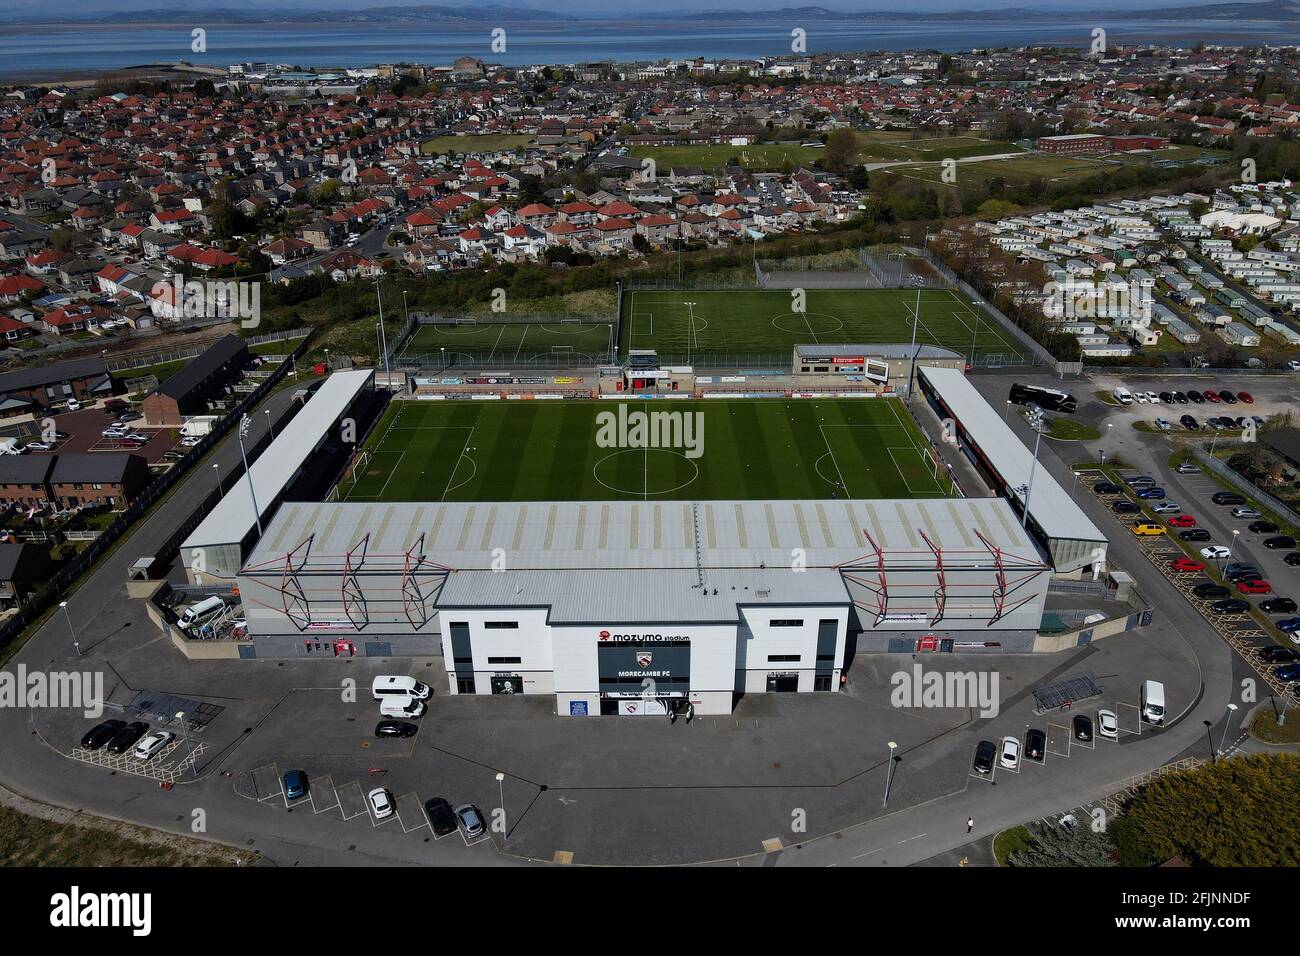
left=495, top=771, right=506, bottom=839
left=1217, top=703, right=1239, bottom=757
left=1020, top=407, right=1045, bottom=529
left=883, top=740, right=898, bottom=807
left=237, top=415, right=263, bottom=537
left=374, top=277, right=390, bottom=382
left=1102, top=422, right=1113, bottom=464
left=59, top=601, right=81, bottom=657
left=1226, top=528, right=1240, bottom=565
left=264, top=407, right=274, bottom=440
left=212, top=462, right=222, bottom=494
left=175, top=710, right=192, bottom=777
left=1003, top=400, right=1011, bottom=423
left=906, top=287, right=921, bottom=399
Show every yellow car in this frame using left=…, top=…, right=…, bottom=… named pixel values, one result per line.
left=1131, top=523, right=1166, bottom=537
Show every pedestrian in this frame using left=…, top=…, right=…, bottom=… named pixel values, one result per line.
left=966, top=816, right=974, bottom=834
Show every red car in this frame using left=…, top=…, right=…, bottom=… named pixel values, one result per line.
left=1168, top=515, right=1197, bottom=528
left=1204, top=390, right=1221, bottom=403
left=1238, top=391, right=1254, bottom=404
left=1237, top=579, right=1272, bottom=595
left=117, top=438, right=145, bottom=448
left=1171, top=557, right=1206, bottom=572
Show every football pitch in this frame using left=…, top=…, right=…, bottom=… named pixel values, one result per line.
left=341, top=398, right=955, bottom=503
left=621, top=288, right=1029, bottom=361
left=399, top=319, right=615, bottom=366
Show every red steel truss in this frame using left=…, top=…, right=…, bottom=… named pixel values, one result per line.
left=341, top=532, right=370, bottom=630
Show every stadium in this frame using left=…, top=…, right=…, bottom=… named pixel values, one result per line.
left=208, top=263, right=1104, bottom=716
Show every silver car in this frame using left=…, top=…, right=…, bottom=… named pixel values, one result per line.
left=454, top=803, right=485, bottom=838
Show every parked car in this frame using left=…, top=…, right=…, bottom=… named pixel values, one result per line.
left=1158, top=391, right=1174, bottom=404
left=999, top=735, right=1020, bottom=769
left=1136, top=487, right=1166, bottom=500
left=1112, top=500, right=1141, bottom=514
left=374, top=720, right=419, bottom=738
left=1144, top=390, right=1158, bottom=403
left=1278, top=618, right=1300, bottom=634
left=1025, top=729, right=1046, bottom=761
left=1259, top=646, right=1300, bottom=663
left=1204, top=389, right=1221, bottom=403
left=1154, top=418, right=1172, bottom=432
left=1171, top=557, right=1205, bottom=572
left=1175, top=461, right=1200, bottom=474
left=1187, top=390, right=1206, bottom=403
left=283, top=770, right=308, bottom=800
left=1172, top=391, right=1189, bottom=404
left=132, top=730, right=174, bottom=761
left=1073, top=715, right=1093, bottom=741
left=1131, top=522, right=1166, bottom=536
left=1230, top=507, right=1261, bottom=520
left=80, top=719, right=125, bottom=750
left=1093, top=481, right=1121, bottom=495
left=1238, top=391, right=1255, bottom=404
left=1193, top=582, right=1231, bottom=599
left=1124, top=475, right=1156, bottom=488
left=1097, top=709, right=1118, bottom=739
left=1236, top=579, right=1272, bottom=595
left=1179, top=415, right=1199, bottom=430
left=973, top=740, right=996, bottom=774
left=1200, top=545, right=1231, bottom=560
left=1212, top=492, right=1245, bottom=506
left=1152, top=502, right=1181, bottom=514
left=368, top=787, right=395, bottom=820
left=106, top=721, right=149, bottom=755
left=1180, top=528, right=1212, bottom=541
left=1261, top=598, right=1298, bottom=615
left=1285, top=552, right=1300, bottom=566
left=1210, top=598, right=1252, bottom=615
left=1265, top=536, right=1297, bottom=550
left=424, top=797, right=458, bottom=836
left=454, top=803, right=486, bottom=838
left=1168, top=515, right=1196, bottom=528
left=1274, top=663, right=1300, bottom=682
left=1249, top=521, right=1279, bottom=534
left=1219, top=390, right=1238, bottom=404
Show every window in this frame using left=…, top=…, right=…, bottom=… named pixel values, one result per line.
left=813, top=675, right=832, bottom=692
left=456, top=676, right=476, bottom=694
left=483, top=621, right=519, bottom=629
left=767, top=654, right=801, bottom=662
left=487, top=656, right=521, bottom=665
left=770, top=619, right=804, bottom=627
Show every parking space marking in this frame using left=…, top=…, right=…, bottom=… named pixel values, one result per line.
left=1046, top=723, right=1071, bottom=758
left=395, top=791, right=429, bottom=833
left=251, top=763, right=283, bottom=801
left=1114, top=702, right=1143, bottom=736
left=68, top=740, right=198, bottom=785
left=335, top=780, right=370, bottom=821
left=310, top=775, right=341, bottom=814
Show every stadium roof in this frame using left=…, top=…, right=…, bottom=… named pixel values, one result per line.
left=182, top=368, right=373, bottom=554
left=795, top=344, right=963, bottom=360
left=240, top=497, right=1045, bottom=624
left=156, top=334, right=247, bottom=401
left=917, top=366, right=1107, bottom=570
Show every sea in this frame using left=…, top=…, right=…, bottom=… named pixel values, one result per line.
left=0, top=18, right=1297, bottom=80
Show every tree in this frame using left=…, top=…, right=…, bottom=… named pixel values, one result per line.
left=1007, top=822, right=1116, bottom=867
left=823, top=128, right=858, bottom=173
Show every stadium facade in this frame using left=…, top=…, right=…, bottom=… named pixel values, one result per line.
left=236, top=497, right=1052, bottom=716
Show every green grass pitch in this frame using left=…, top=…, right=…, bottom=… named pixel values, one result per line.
left=342, top=398, right=954, bottom=503
left=400, top=319, right=615, bottom=365
left=620, top=288, right=1029, bottom=362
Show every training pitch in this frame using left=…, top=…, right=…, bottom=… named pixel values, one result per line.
left=621, top=288, right=1029, bottom=362
left=341, top=398, right=955, bottom=503
left=399, top=318, right=615, bottom=366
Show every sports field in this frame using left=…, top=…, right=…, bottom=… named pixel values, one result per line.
left=341, top=397, right=954, bottom=503
left=620, top=288, right=1029, bottom=361
left=399, top=319, right=616, bottom=366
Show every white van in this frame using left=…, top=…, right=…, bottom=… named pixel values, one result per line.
left=0, top=437, right=22, bottom=456
left=178, top=595, right=226, bottom=630
left=1113, top=387, right=1133, bottom=405
left=1141, top=680, right=1165, bottom=725
left=371, top=675, right=431, bottom=701
left=379, top=695, right=426, bottom=719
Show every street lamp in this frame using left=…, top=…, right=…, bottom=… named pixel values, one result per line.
left=440, top=346, right=446, bottom=373
left=175, top=710, right=192, bottom=777
left=1003, top=400, right=1011, bottom=423
left=1102, top=422, right=1113, bottom=464
left=264, top=407, right=274, bottom=440
left=495, top=771, right=506, bottom=839
left=374, top=277, right=390, bottom=382
left=1226, top=528, right=1240, bottom=564
left=883, top=740, right=898, bottom=807
left=59, top=601, right=81, bottom=657
left=1217, top=703, right=1239, bottom=757
left=237, top=415, right=263, bottom=537
left=212, top=462, right=222, bottom=494
left=1020, top=407, right=1045, bottom=529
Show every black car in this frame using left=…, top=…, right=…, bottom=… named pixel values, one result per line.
left=374, top=720, right=419, bottom=738
left=1073, top=715, right=1093, bottom=741
left=1172, top=391, right=1189, bottom=404
left=1025, top=728, right=1046, bottom=761
left=1225, top=567, right=1262, bottom=584
left=1210, top=598, right=1252, bottom=615
left=1260, top=646, right=1300, bottom=664
left=80, top=719, right=125, bottom=751
left=1261, top=598, right=1299, bottom=614
left=1180, top=414, right=1200, bottom=430
left=1286, top=552, right=1300, bottom=567
left=973, top=739, right=997, bottom=774
left=1179, top=528, right=1212, bottom=541
left=1219, top=390, right=1238, bottom=404
left=1212, top=491, right=1246, bottom=505
left=1265, top=536, right=1297, bottom=550
left=1188, top=390, right=1206, bottom=404
left=1193, top=582, right=1231, bottom=599
left=1159, top=391, right=1174, bottom=403
left=424, top=797, right=458, bottom=836
left=1112, top=500, right=1141, bottom=514
left=1249, top=521, right=1280, bottom=534
left=1093, top=481, right=1122, bottom=495
left=106, top=721, right=149, bottom=755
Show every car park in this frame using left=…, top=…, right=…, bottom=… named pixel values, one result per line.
left=1024, top=729, right=1046, bottom=761
left=1249, top=521, right=1280, bottom=534
left=133, top=731, right=175, bottom=760
left=455, top=803, right=486, bottom=838
left=106, top=721, right=149, bottom=755
left=1168, top=515, right=1195, bottom=527
left=999, top=736, right=1020, bottom=769
left=368, top=788, right=395, bottom=819
left=1097, top=710, right=1118, bottom=739
left=1210, top=598, right=1252, bottom=614
left=1259, top=646, right=1299, bottom=663
left=80, top=719, right=125, bottom=750
left=1180, top=528, right=1211, bottom=541
left=1261, top=598, right=1298, bottom=614
left=1236, top=579, right=1272, bottom=595
left=283, top=770, right=308, bottom=799
left=1171, top=557, right=1205, bottom=572
left=374, top=720, right=419, bottom=738
left=1266, top=536, right=1297, bottom=550
left=1193, top=582, right=1231, bottom=599
left=1073, top=715, right=1093, bottom=741
left=973, top=740, right=996, bottom=774
left=1200, top=546, right=1231, bottom=560
left=1152, top=502, right=1181, bottom=514
left=424, top=797, right=458, bottom=836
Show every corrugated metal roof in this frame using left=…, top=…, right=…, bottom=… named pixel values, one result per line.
left=182, top=368, right=373, bottom=552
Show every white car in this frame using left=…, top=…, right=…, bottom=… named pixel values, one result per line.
left=1289, top=360, right=1300, bottom=371
left=999, top=735, right=1020, bottom=769
left=1098, top=709, right=1119, bottom=739
left=368, top=787, right=394, bottom=819
left=102, top=427, right=126, bottom=438
left=1200, top=545, right=1231, bottom=560
left=1134, top=391, right=1149, bottom=404
left=1152, top=502, right=1181, bottom=514
left=133, top=731, right=175, bottom=760
left=1231, top=507, right=1261, bottom=519
left=180, top=436, right=202, bottom=447
left=1145, top=391, right=1159, bottom=403
left=1154, top=418, right=1172, bottom=431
